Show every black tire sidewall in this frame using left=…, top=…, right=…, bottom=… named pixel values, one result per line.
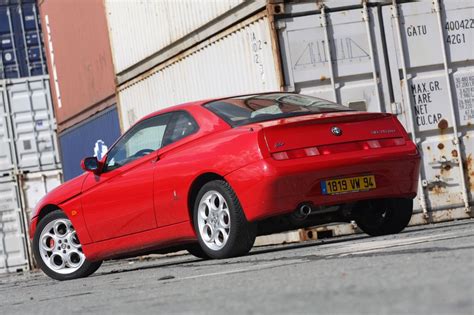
left=193, top=180, right=255, bottom=259
left=33, top=210, right=101, bottom=281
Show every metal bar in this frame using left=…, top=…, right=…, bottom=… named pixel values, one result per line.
left=18, top=4, right=32, bottom=77
left=6, top=7, right=20, bottom=78
left=391, top=0, right=429, bottom=217
left=32, top=4, right=47, bottom=75
left=41, top=77, right=61, bottom=167
left=362, top=1, right=382, bottom=112
left=15, top=172, right=34, bottom=271
left=433, top=0, right=470, bottom=213
left=320, top=5, right=338, bottom=103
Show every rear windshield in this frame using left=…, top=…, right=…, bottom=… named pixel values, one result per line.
left=204, top=93, right=353, bottom=127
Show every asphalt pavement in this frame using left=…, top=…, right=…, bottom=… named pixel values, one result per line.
left=1, top=219, right=473, bottom=315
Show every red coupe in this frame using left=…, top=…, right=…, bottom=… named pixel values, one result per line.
left=30, top=93, right=420, bottom=280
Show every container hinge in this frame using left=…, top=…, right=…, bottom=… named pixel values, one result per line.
left=390, top=102, right=402, bottom=115
left=421, top=176, right=449, bottom=188
left=275, top=20, right=286, bottom=30
left=428, top=156, right=459, bottom=166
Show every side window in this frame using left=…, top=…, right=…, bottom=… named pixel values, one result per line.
left=104, top=114, right=171, bottom=171
left=162, top=111, right=198, bottom=146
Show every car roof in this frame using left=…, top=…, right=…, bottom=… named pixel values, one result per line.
left=137, top=91, right=288, bottom=123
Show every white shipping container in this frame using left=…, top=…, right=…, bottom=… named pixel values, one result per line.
left=277, top=0, right=473, bottom=223
left=0, top=174, right=29, bottom=273
left=0, top=76, right=61, bottom=173
left=382, top=0, right=473, bottom=221
left=118, top=13, right=280, bottom=130
left=105, top=0, right=247, bottom=75
left=0, top=82, right=15, bottom=173
left=0, top=169, right=62, bottom=274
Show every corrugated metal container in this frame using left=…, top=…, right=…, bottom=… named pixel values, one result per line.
left=105, top=0, right=247, bottom=75
left=17, top=169, right=61, bottom=224
left=0, top=173, right=29, bottom=273
left=277, top=0, right=473, bottom=223
left=118, top=13, right=280, bottom=130
left=59, top=106, right=121, bottom=181
left=277, top=2, right=391, bottom=113
left=4, top=76, right=61, bottom=172
left=38, top=0, right=116, bottom=127
left=382, top=0, right=473, bottom=221
left=0, top=169, right=62, bottom=274
left=0, top=0, right=47, bottom=79
left=0, top=80, right=15, bottom=173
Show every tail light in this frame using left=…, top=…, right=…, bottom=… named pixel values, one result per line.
left=271, top=137, right=406, bottom=160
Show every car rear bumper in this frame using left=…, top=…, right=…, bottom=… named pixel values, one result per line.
left=226, top=143, right=420, bottom=222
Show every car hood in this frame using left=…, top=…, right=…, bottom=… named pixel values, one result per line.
left=31, top=173, right=88, bottom=219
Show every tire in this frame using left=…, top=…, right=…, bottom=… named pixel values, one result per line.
left=354, top=198, right=413, bottom=236
left=186, top=243, right=210, bottom=259
left=33, top=210, right=102, bottom=281
left=193, top=180, right=257, bottom=259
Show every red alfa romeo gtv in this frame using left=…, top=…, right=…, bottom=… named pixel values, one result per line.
left=30, top=93, right=420, bottom=280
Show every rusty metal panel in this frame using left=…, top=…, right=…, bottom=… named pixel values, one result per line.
left=38, top=0, right=116, bottom=126
left=117, top=14, right=280, bottom=130
left=105, top=0, right=247, bottom=75
left=382, top=0, right=473, bottom=215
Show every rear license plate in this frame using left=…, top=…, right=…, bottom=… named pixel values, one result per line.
left=321, top=175, right=376, bottom=195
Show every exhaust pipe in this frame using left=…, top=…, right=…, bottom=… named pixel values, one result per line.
left=299, top=204, right=312, bottom=217
left=292, top=203, right=313, bottom=221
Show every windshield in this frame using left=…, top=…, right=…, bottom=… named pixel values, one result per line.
left=204, top=93, right=353, bottom=127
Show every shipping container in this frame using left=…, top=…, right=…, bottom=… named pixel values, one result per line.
left=382, top=0, right=473, bottom=222
left=106, top=0, right=245, bottom=75
left=59, top=106, right=121, bottom=181
left=118, top=12, right=280, bottom=130
left=38, top=0, right=116, bottom=127
left=0, top=169, right=62, bottom=274
left=276, top=0, right=473, bottom=223
left=0, top=0, right=47, bottom=79
left=0, top=173, right=29, bottom=274
left=1, top=76, right=61, bottom=172
left=0, top=80, right=15, bottom=173
left=105, top=0, right=267, bottom=84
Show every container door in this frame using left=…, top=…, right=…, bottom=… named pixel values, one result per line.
left=0, top=82, right=15, bottom=173
left=0, top=175, right=29, bottom=274
left=277, top=4, right=392, bottom=113
left=382, top=0, right=473, bottom=217
left=7, top=76, right=61, bottom=172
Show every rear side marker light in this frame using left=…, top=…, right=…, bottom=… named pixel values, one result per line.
left=271, top=138, right=405, bottom=160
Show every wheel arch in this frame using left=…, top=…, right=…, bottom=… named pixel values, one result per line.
left=187, top=172, right=225, bottom=225
left=37, top=204, right=62, bottom=223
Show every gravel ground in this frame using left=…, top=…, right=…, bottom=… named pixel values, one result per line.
left=1, top=219, right=473, bottom=315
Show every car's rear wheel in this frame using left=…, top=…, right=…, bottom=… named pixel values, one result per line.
left=354, top=198, right=413, bottom=236
left=33, top=210, right=102, bottom=281
left=193, top=180, right=256, bottom=259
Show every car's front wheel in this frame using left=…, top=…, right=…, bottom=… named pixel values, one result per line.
left=354, top=198, right=413, bottom=236
left=193, top=180, right=257, bottom=259
left=33, top=210, right=102, bottom=280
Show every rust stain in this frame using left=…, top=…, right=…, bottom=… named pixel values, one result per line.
left=427, top=146, right=431, bottom=150
left=438, top=119, right=449, bottom=130
left=451, top=149, right=458, bottom=157
left=428, top=184, right=445, bottom=195
left=463, top=153, right=473, bottom=191
left=320, top=75, right=327, bottom=81
left=443, top=164, right=451, bottom=171
left=437, top=143, right=445, bottom=150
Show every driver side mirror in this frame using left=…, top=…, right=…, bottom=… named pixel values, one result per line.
left=80, top=157, right=103, bottom=174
